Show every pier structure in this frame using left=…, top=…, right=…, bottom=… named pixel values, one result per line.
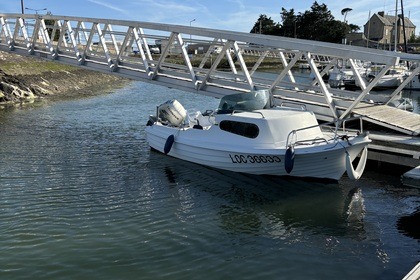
left=0, top=13, right=419, bottom=182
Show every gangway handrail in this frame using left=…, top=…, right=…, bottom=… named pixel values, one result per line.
left=2, top=13, right=419, bottom=64
left=1, top=12, right=419, bottom=135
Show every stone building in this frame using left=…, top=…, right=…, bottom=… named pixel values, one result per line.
left=364, top=11, right=416, bottom=48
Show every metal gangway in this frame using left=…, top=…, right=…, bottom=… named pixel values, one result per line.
left=1, top=13, right=420, bottom=135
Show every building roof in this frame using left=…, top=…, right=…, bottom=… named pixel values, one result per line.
left=376, top=11, right=416, bottom=28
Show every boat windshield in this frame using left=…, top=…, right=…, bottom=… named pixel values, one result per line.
left=217, top=90, right=271, bottom=114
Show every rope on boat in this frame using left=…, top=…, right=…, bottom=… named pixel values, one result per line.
left=345, top=146, right=368, bottom=180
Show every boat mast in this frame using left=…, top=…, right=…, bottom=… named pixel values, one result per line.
left=394, top=0, right=398, bottom=52
left=400, top=0, right=410, bottom=68
left=366, top=10, right=371, bottom=48
left=400, top=0, right=408, bottom=53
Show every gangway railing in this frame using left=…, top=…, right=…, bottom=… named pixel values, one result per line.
left=1, top=13, right=419, bottom=125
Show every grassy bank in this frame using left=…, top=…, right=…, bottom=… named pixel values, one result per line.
left=0, top=51, right=129, bottom=106
left=0, top=59, right=76, bottom=76
left=133, top=53, right=287, bottom=72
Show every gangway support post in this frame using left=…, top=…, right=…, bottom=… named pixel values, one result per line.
left=306, top=52, right=338, bottom=119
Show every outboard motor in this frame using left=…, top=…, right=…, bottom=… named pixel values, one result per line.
left=158, top=99, right=187, bottom=126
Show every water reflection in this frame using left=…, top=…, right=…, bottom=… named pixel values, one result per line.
left=397, top=208, right=420, bottom=239
left=148, top=150, right=367, bottom=241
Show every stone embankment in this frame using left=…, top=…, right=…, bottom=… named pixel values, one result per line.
left=0, top=50, right=128, bottom=107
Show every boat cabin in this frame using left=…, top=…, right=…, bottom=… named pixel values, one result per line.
left=211, top=91, right=326, bottom=147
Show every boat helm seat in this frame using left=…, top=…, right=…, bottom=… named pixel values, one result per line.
left=188, top=111, right=214, bottom=128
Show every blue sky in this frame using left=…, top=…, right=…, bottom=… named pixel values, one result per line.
left=1, top=0, right=419, bottom=34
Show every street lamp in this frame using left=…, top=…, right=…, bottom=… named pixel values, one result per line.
left=189, top=19, right=196, bottom=27
left=189, top=19, right=195, bottom=43
left=25, top=7, right=47, bottom=14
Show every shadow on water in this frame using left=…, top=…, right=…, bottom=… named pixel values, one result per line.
left=397, top=208, right=420, bottom=239
left=147, top=150, right=367, bottom=240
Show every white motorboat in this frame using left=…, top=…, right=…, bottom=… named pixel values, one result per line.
left=328, top=60, right=371, bottom=89
left=145, top=90, right=371, bottom=181
left=388, top=97, right=414, bottom=111
left=328, top=67, right=355, bottom=88
left=404, top=71, right=420, bottom=90
left=329, top=62, right=420, bottom=91
left=357, top=65, right=407, bottom=89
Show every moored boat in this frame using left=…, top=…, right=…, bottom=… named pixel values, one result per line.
left=145, top=90, right=371, bottom=181
left=357, top=64, right=408, bottom=89
left=388, top=97, right=414, bottom=111
left=404, top=71, right=420, bottom=90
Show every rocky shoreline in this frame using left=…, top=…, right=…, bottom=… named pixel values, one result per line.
left=0, top=50, right=129, bottom=107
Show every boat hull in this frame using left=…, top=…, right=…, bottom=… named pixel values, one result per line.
left=145, top=124, right=370, bottom=181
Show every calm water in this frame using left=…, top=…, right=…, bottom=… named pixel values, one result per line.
left=0, top=81, right=419, bottom=280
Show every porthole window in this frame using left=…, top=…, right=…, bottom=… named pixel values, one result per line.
left=219, top=120, right=259, bottom=138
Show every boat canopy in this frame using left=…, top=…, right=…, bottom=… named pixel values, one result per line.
left=217, top=90, right=271, bottom=114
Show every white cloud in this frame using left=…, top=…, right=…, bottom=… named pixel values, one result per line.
left=133, top=0, right=198, bottom=13
left=87, top=0, right=129, bottom=15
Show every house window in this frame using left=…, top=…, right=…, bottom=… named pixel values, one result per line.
left=219, top=120, right=259, bottom=138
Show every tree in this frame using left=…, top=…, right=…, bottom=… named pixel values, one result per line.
left=408, top=33, right=420, bottom=43
left=252, top=1, right=360, bottom=44
left=348, top=24, right=360, bottom=33
left=44, top=19, right=60, bottom=41
left=250, top=14, right=281, bottom=35
left=280, top=8, right=297, bottom=37
left=296, top=2, right=335, bottom=41
left=341, top=8, right=352, bottom=23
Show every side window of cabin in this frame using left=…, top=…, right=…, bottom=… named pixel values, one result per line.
left=219, top=120, right=259, bottom=138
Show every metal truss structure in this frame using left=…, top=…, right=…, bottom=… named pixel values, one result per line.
left=1, top=13, right=420, bottom=132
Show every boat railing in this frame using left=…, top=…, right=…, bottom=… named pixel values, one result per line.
left=228, top=102, right=307, bottom=118
left=292, top=137, right=329, bottom=146
left=278, top=101, right=307, bottom=111
left=230, top=110, right=266, bottom=118
left=285, top=116, right=365, bottom=148
left=342, top=117, right=364, bottom=134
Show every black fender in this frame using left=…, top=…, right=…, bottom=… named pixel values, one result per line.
left=284, top=146, right=295, bottom=174
left=164, top=135, right=175, bottom=155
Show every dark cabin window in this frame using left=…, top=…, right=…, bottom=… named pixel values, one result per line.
left=219, top=120, right=259, bottom=138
